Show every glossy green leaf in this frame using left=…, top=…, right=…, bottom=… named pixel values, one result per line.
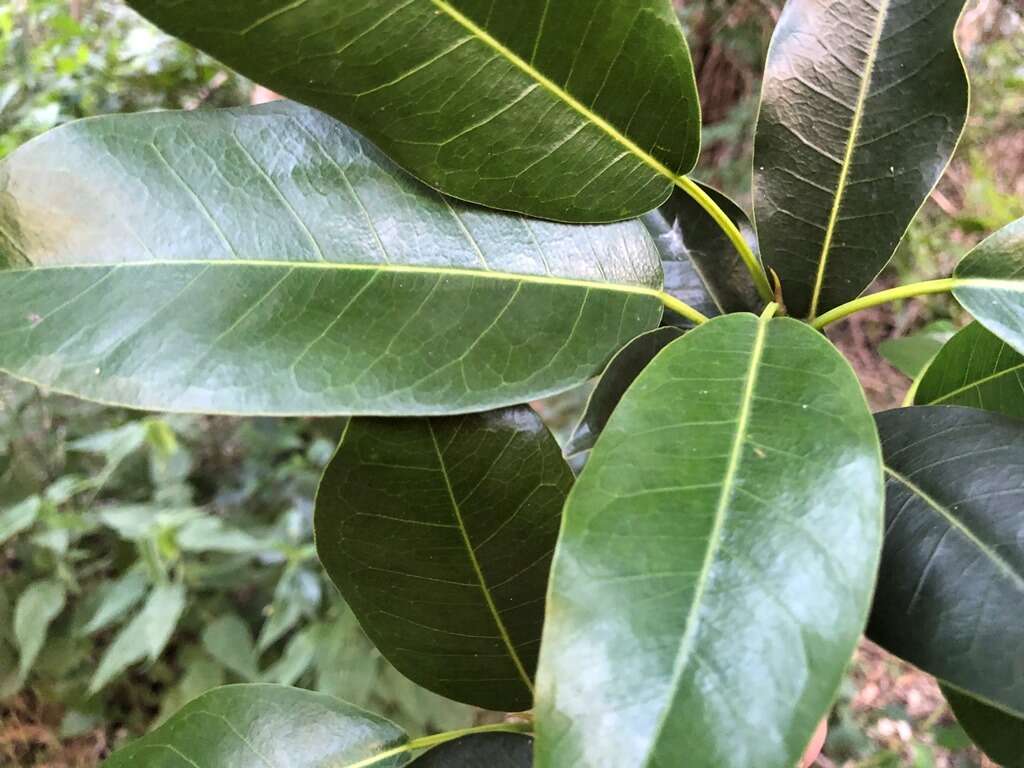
left=869, top=406, right=1024, bottom=718
left=410, top=733, right=532, bottom=767
left=943, top=686, right=1024, bottom=768
left=878, top=321, right=956, bottom=379
left=125, top=0, right=701, bottom=223
left=14, top=578, right=66, bottom=682
left=953, top=216, right=1024, bottom=355
left=315, top=406, right=571, bottom=712
left=915, top=322, right=1024, bottom=418
left=753, top=0, right=968, bottom=319
left=564, top=326, right=683, bottom=457
left=102, top=684, right=411, bottom=768
left=535, top=312, right=883, bottom=768
left=643, top=183, right=763, bottom=320
left=0, top=102, right=664, bottom=416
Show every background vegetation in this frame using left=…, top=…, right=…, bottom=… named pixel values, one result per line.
left=0, top=1, right=1020, bottom=765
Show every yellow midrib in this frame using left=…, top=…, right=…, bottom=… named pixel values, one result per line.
left=929, top=360, right=1024, bottom=403
left=430, top=0, right=685, bottom=186
left=807, top=0, right=892, bottom=320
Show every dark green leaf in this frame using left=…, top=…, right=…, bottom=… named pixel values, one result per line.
left=124, top=0, right=700, bottom=223
left=535, top=312, right=883, bottom=768
left=410, top=733, right=532, bottom=767
left=943, top=686, right=1024, bottom=768
left=102, top=684, right=411, bottom=768
left=953, top=216, right=1024, bottom=355
left=0, top=102, right=664, bottom=416
left=753, top=0, right=968, bottom=319
left=14, top=579, right=66, bottom=682
left=643, top=183, right=763, bottom=320
left=915, top=322, right=1024, bottom=418
left=879, top=321, right=956, bottom=379
left=316, top=406, right=570, bottom=712
left=870, top=407, right=1024, bottom=718
left=564, top=327, right=683, bottom=457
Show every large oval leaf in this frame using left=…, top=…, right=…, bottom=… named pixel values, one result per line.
left=535, top=312, right=883, bottom=768
left=0, top=102, right=664, bottom=416
left=943, top=686, right=1024, bottom=768
left=103, top=684, right=411, bottom=767
left=915, top=321, right=1024, bottom=418
left=870, top=406, right=1024, bottom=718
left=643, top=183, right=763, bottom=320
left=953, top=216, right=1024, bottom=355
left=410, top=733, right=532, bottom=767
left=315, top=407, right=571, bottom=712
left=124, top=0, right=700, bottom=223
left=753, top=0, right=968, bottom=319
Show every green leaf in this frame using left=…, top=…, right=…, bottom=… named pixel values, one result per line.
left=953, top=216, right=1024, bottom=355
left=14, top=578, right=67, bottom=682
left=90, top=582, right=187, bottom=693
left=753, top=0, right=968, bottom=319
left=410, top=733, right=533, bottom=766
left=316, top=406, right=571, bottom=712
left=262, top=628, right=317, bottom=687
left=564, top=327, right=683, bottom=457
left=869, top=406, right=1024, bottom=718
left=176, top=515, right=267, bottom=554
left=0, top=495, right=41, bottom=545
left=0, top=102, right=664, bottom=416
left=202, top=614, right=260, bottom=682
left=943, top=686, right=1024, bottom=768
left=79, top=568, right=149, bottom=636
left=915, top=321, right=1024, bottom=418
left=535, top=312, right=884, bottom=768
left=879, top=321, right=956, bottom=379
left=643, top=184, right=763, bottom=319
left=102, top=684, right=411, bottom=768
left=124, top=0, right=700, bottom=223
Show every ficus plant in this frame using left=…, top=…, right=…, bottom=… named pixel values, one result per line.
left=1, top=0, right=1021, bottom=766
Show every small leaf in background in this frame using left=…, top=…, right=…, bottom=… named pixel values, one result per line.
left=103, top=684, right=410, bottom=768
left=89, top=582, right=186, bottom=694
left=953, top=216, right=1024, bottom=355
left=915, top=321, right=1024, bottom=418
left=0, top=495, right=40, bottom=544
left=14, top=578, right=67, bottom=682
left=878, top=321, right=956, bottom=379
left=870, top=407, right=1024, bottom=719
left=316, top=406, right=572, bottom=712
left=943, top=686, right=1024, bottom=768
left=410, top=733, right=533, bottom=767
left=79, top=568, right=149, bottom=636
left=258, top=568, right=322, bottom=652
left=262, top=628, right=316, bottom=687
left=156, top=649, right=226, bottom=726
left=202, top=614, right=259, bottom=682
left=176, top=515, right=266, bottom=554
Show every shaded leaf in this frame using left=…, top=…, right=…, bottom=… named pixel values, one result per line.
left=564, top=327, right=683, bottom=457
left=643, top=183, right=763, bottom=319
left=0, top=102, right=664, bottom=416
left=535, top=312, right=883, bottom=768
left=953, top=216, right=1024, bottom=355
left=14, top=579, right=66, bottom=682
left=79, top=568, right=149, bottom=636
left=125, top=0, right=700, bottom=223
left=943, top=686, right=1024, bottom=768
left=915, top=321, right=1024, bottom=418
left=202, top=614, right=260, bottom=682
left=262, top=628, right=317, bottom=687
left=879, top=321, right=956, bottom=379
left=754, top=0, right=968, bottom=319
left=410, top=733, right=533, bottom=767
left=316, top=406, right=571, bottom=712
left=870, top=407, right=1024, bottom=718
left=102, top=684, right=411, bottom=768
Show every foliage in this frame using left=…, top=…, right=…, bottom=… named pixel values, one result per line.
left=1, top=1, right=1022, bottom=767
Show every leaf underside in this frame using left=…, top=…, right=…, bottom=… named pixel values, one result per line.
left=124, top=0, right=701, bottom=223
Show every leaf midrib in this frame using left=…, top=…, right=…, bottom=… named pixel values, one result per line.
left=885, top=466, right=1024, bottom=591
left=431, top=0, right=686, bottom=186
left=9, top=258, right=663, bottom=300
left=426, top=421, right=535, bottom=697
left=808, top=0, right=892, bottom=320
left=927, top=360, right=1024, bottom=404
left=641, top=312, right=771, bottom=766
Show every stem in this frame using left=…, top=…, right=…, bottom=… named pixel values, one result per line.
left=810, top=278, right=959, bottom=330
left=659, top=292, right=710, bottom=325
left=346, top=721, right=533, bottom=768
left=673, top=176, right=774, bottom=304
